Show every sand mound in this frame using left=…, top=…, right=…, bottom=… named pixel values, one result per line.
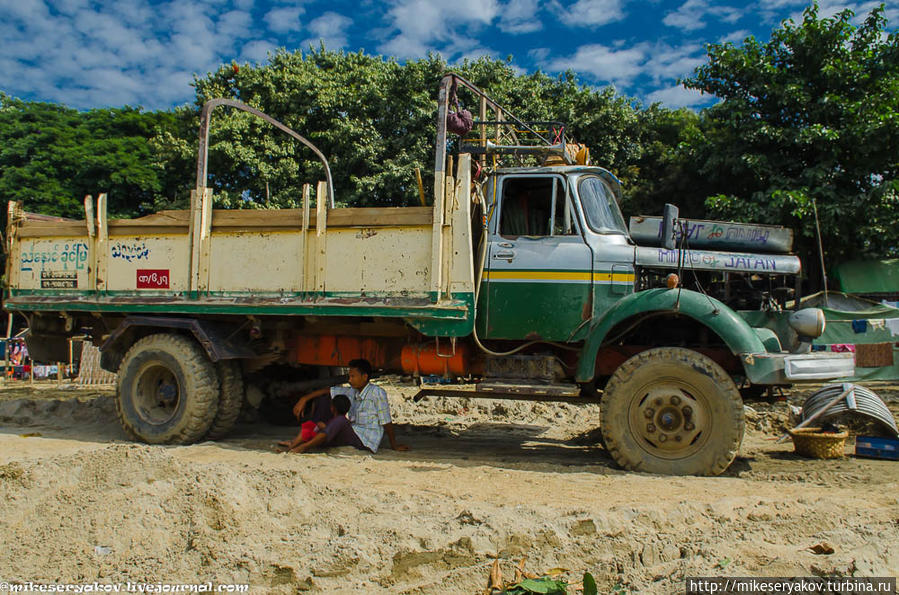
left=0, top=381, right=897, bottom=592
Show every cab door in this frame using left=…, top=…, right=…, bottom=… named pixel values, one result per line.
left=479, top=175, right=593, bottom=341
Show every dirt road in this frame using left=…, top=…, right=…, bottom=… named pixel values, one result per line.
left=0, top=381, right=897, bottom=593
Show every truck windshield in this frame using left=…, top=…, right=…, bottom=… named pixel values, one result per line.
left=577, top=176, right=627, bottom=234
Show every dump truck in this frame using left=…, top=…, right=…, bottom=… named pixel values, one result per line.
left=3, top=74, right=857, bottom=475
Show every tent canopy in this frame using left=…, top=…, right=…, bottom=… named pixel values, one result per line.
left=834, top=260, right=899, bottom=295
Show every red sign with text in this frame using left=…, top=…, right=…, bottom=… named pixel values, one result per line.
left=136, top=269, right=170, bottom=289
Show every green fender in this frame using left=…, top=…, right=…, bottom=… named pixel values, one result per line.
left=575, top=288, right=767, bottom=383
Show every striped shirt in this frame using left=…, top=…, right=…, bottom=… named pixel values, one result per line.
left=331, top=382, right=392, bottom=452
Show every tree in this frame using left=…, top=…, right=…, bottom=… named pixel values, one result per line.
left=682, top=3, right=899, bottom=265
left=0, top=95, right=180, bottom=221
left=183, top=50, right=446, bottom=209
left=624, top=105, right=709, bottom=217
left=178, top=49, right=646, bottom=210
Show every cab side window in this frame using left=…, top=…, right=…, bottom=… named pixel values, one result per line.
left=553, top=182, right=577, bottom=236
left=499, top=177, right=576, bottom=238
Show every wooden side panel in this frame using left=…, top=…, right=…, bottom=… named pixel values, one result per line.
left=208, top=207, right=432, bottom=229
left=14, top=237, right=91, bottom=290
left=105, top=236, right=191, bottom=292
left=322, top=227, right=433, bottom=294
left=18, top=221, right=87, bottom=238
left=7, top=175, right=476, bottom=303
left=208, top=232, right=302, bottom=293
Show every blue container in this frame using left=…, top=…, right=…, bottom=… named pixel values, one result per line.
left=855, top=436, right=899, bottom=460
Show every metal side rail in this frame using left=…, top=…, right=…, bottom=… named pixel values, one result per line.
left=413, top=382, right=602, bottom=404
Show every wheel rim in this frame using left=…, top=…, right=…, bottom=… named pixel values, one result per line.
left=132, top=362, right=181, bottom=425
left=627, top=377, right=710, bottom=460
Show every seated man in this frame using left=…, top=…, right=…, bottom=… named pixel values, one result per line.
left=280, top=358, right=408, bottom=454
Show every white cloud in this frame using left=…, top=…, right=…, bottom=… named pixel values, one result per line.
left=642, top=42, right=706, bottom=80
left=508, top=62, right=527, bottom=75
left=302, top=11, right=352, bottom=49
left=544, top=43, right=647, bottom=86
left=378, top=34, right=432, bottom=58
left=761, top=0, right=898, bottom=25
left=540, top=40, right=707, bottom=91
left=219, top=10, right=254, bottom=38
left=813, top=0, right=899, bottom=22
left=499, top=0, right=542, bottom=34
left=377, top=0, right=500, bottom=59
left=528, top=47, right=551, bottom=62
left=645, top=85, right=709, bottom=107
left=241, top=40, right=278, bottom=63
left=264, top=5, right=305, bottom=34
left=554, top=0, right=627, bottom=27
left=0, top=0, right=273, bottom=109
left=757, top=0, right=805, bottom=8
left=718, top=28, right=750, bottom=44
left=452, top=43, right=500, bottom=64
left=663, top=0, right=743, bottom=31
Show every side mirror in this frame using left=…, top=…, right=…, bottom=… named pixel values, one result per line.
left=661, top=203, right=679, bottom=250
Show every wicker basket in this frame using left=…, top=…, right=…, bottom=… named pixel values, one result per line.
left=788, top=427, right=849, bottom=459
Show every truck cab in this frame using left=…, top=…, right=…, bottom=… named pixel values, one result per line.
left=479, top=166, right=634, bottom=342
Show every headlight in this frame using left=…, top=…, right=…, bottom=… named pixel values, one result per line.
left=788, top=308, right=826, bottom=339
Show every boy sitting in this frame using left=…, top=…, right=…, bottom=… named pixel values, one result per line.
left=280, top=393, right=365, bottom=453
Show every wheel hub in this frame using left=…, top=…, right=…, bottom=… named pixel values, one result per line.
left=133, top=363, right=181, bottom=425
left=657, top=407, right=681, bottom=431
left=631, top=384, right=707, bottom=456
left=158, top=382, right=177, bottom=402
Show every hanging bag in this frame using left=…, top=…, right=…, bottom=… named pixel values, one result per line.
left=446, top=79, right=473, bottom=136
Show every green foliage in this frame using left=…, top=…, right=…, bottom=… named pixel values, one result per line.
left=183, top=49, right=644, bottom=210
left=682, top=2, right=899, bottom=263
left=0, top=50, right=656, bottom=220
left=186, top=50, right=445, bottom=208
left=624, top=105, right=708, bottom=217
left=501, top=576, right=568, bottom=594
left=0, top=94, right=179, bottom=220
left=497, top=571, right=596, bottom=594
left=583, top=572, right=598, bottom=595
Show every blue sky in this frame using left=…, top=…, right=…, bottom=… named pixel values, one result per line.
left=1, top=0, right=895, bottom=111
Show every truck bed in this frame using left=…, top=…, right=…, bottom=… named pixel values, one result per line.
left=5, top=163, right=477, bottom=337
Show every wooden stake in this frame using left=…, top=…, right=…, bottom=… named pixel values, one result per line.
left=415, top=168, right=426, bottom=206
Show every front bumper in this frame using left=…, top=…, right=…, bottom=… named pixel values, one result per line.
left=742, top=351, right=855, bottom=385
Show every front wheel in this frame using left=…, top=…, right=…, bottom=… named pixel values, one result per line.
left=115, top=334, right=220, bottom=444
left=599, top=347, right=744, bottom=476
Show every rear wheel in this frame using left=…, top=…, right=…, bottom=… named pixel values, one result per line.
left=206, top=360, right=245, bottom=440
left=115, top=334, right=220, bottom=444
left=599, top=347, right=744, bottom=476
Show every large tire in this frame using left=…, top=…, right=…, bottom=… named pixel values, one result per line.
left=599, top=347, right=744, bottom=476
left=115, top=334, right=220, bottom=444
left=205, top=360, right=245, bottom=440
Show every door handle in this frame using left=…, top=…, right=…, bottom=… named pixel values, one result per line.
left=494, top=251, right=515, bottom=259
left=498, top=242, right=514, bottom=248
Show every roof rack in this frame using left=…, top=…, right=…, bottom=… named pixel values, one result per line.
left=434, top=73, right=576, bottom=177
left=459, top=120, right=570, bottom=159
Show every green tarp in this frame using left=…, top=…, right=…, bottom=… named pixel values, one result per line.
left=805, top=292, right=899, bottom=381
left=742, top=292, right=899, bottom=382
left=834, top=259, right=899, bottom=295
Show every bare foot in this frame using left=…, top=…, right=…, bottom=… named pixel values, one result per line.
left=277, top=440, right=292, bottom=447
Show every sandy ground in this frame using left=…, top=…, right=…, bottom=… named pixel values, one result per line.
left=0, top=379, right=897, bottom=594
